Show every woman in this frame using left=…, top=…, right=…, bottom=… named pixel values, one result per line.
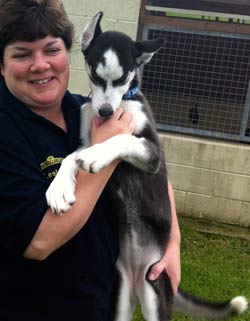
left=0, top=0, right=180, bottom=320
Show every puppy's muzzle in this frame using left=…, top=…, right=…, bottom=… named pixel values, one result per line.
left=99, top=104, right=114, bottom=117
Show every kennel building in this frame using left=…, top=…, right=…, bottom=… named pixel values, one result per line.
left=139, top=0, right=250, bottom=143
left=138, top=0, right=250, bottom=227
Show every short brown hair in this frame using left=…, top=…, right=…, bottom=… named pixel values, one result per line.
left=0, top=0, right=75, bottom=63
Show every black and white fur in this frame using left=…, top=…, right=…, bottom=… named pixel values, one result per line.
left=46, top=12, right=248, bottom=321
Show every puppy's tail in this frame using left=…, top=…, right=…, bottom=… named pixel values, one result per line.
left=174, top=289, right=248, bottom=319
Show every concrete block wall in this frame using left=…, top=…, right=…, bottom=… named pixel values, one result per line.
left=62, top=0, right=141, bottom=95
left=161, top=133, right=250, bottom=227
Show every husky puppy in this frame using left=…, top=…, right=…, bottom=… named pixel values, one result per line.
left=46, top=12, right=248, bottom=321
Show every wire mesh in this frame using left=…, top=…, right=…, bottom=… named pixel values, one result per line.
left=141, top=27, right=250, bottom=142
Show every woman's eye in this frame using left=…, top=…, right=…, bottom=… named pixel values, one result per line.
left=13, top=53, right=29, bottom=59
left=46, top=48, right=61, bottom=55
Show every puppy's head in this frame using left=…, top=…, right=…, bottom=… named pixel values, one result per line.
left=80, top=12, right=164, bottom=118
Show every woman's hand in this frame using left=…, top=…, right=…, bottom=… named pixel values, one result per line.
left=91, top=107, right=135, bottom=145
left=148, top=239, right=181, bottom=295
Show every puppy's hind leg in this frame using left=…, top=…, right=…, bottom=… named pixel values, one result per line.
left=137, top=269, right=173, bottom=321
left=114, top=260, right=137, bottom=321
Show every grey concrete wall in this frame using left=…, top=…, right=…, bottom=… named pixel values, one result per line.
left=62, top=0, right=141, bottom=95
left=161, top=133, right=250, bottom=227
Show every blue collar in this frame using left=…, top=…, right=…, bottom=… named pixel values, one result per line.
left=122, top=86, right=139, bottom=100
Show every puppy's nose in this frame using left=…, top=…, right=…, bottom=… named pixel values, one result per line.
left=99, top=104, right=114, bottom=117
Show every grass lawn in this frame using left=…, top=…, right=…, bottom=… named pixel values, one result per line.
left=132, top=217, right=250, bottom=321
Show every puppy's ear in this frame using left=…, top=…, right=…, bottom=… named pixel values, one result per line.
left=135, top=38, right=164, bottom=65
left=80, top=11, right=103, bottom=52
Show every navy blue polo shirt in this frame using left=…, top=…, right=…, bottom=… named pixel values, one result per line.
left=0, top=81, right=119, bottom=321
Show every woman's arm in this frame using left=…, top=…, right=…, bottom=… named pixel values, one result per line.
left=24, top=108, right=134, bottom=260
left=23, top=162, right=118, bottom=260
left=148, top=180, right=181, bottom=295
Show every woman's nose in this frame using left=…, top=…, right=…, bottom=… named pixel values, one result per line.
left=30, top=53, right=50, bottom=72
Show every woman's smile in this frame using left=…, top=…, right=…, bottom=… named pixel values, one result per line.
left=30, top=76, right=55, bottom=86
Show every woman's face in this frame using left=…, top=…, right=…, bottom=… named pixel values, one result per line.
left=1, top=36, right=70, bottom=113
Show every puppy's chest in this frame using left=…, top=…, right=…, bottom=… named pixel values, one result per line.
left=121, top=100, right=148, bottom=134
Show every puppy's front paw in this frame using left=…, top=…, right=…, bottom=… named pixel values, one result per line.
left=77, top=146, right=109, bottom=173
left=46, top=175, right=76, bottom=215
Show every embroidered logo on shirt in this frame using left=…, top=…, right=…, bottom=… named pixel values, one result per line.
left=40, top=156, right=63, bottom=180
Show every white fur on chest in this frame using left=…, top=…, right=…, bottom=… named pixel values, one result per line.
left=121, top=100, right=148, bottom=134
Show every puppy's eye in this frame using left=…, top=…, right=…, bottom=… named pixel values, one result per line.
left=113, top=74, right=128, bottom=86
left=90, top=69, right=106, bottom=88
left=92, top=70, right=101, bottom=81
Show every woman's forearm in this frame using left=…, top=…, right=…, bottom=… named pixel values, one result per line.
left=168, top=180, right=181, bottom=244
left=23, top=161, right=118, bottom=260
